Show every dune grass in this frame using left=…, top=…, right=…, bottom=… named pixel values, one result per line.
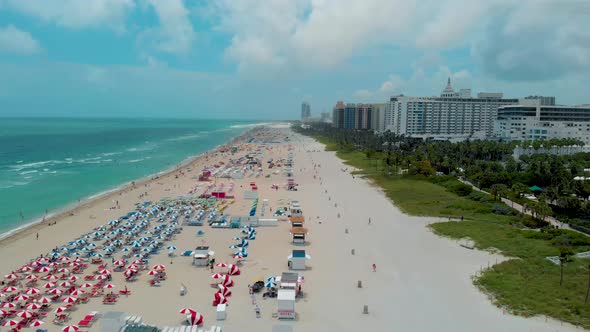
left=313, top=135, right=590, bottom=329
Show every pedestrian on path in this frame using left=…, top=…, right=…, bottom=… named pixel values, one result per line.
left=372, top=263, right=377, bottom=272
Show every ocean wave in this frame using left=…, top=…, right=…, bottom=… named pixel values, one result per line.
left=229, top=122, right=268, bottom=129
left=10, top=160, right=53, bottom=170
left=20, top=170, right=38, bottom=175
left=127, top=157, right=151, bottom=163
left=101, top=152, right=121, bottom=156
left=0, top=180, right=31, bottom=189
left=167, top=132, right=209, bottom=142
left=126, top=145, right=156, bottom=152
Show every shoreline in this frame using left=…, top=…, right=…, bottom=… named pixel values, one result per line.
left=0, top=127, right=255, bottom=244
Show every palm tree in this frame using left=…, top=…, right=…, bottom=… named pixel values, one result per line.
left=559, top=245, right=573, bottom=287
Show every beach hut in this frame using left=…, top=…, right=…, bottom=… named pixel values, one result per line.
left=289, top=216, right=305, bottom=228
left=277, top=289, right=296, bottom=320
left=287, top=250, right=311, bottom=270
left=290, top=227, right=308, bottom=244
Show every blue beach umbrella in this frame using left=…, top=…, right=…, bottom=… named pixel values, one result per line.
left=92, top=253, right=104, bottom=258
left=122, top=247, right=131, bottom=252
left=166, top=246, right=177, bottom=251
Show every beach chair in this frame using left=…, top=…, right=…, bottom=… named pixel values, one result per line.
left=190, top=326, right=198, bottom=332
left=161, top=328, right=170, bottom=332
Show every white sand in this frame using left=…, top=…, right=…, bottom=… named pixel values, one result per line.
left=0, top=127, right=583, bottom=331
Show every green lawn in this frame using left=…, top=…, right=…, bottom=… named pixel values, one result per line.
left=313, top=135, right=590, bottom=329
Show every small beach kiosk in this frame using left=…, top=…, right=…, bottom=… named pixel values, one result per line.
left=287, top=250, right=311, bottom=270
left=193, top=246, right=212, bottom=267
left=290, top=227, right=308, bottom=245
left=277, top=272, right=298, bottom=319
left=289, top=216, right=305, bottom=228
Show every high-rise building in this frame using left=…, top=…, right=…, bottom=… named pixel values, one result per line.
left=301, top=102, right=311, bottom=121
left=332, top=102, right=379, bottom=130
left=495, top=103, right=590, bottom=144
left=524, top=95, right=556, bottom=106
left=384, top=78, right=519, bottom=138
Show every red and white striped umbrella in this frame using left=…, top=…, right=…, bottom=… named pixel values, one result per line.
left=62, top=325, right=80, bottom=332
left=213, top=292, right=228, bottom=305
left=152, top=264, right=166, bottom=271
left=147, top=270, right=158, bottom=276
left=70, top=289, right=85, bottom=296
left=37, top=296, right=51, bottom=304
left=211, top=273, right=225, bottom=279
left=98, top=269, right=111, bottom=275
left=57, top=268, right=70, bottom=274
left=59, top=281, right=72, bottom=288
left=215, top=263, right=228, bottom=268
left=43, top=282, right=56, bottom=289
left=48, top=288, right=63, bottom=295
left=25, top=302, right=42, bottom=310
left=38, top=266, right=51, bottom=273
left=69, top=262, right=80, bottom=267
left=30, top=319, right=45, bottom=327
left=13, top=294, right=30, bottom=301
left=179, top=307, right=196, bottom=314
left=16, top=310, right=34, bottom=319
left=131, top=260, right=142, bottom=265
left=62, top=296, right=77, bottom=303
left=31, top=261, right=41, bottom=267
left=45, top=275, right=60, bottom=281
left=2, top=319, right=19, bottom=327
left=4, top=273, right=19, bottom=280
left=127, top=264, right=139, bottom=270
left=0, top=293, right=5, bottom=298
left=25, top=274, right=38, bottom=280
left=68, top=275, right=79, bottom=281
left=228, top=265, right=240, bottom=276
left=2, top=286, right=17, bottom=293
left=0, top=309, right=7, bottom=316
left=221, top=275, right=234, bottom=287
left=233, top=253, right=244, bottom=260
left=95, top=274, right=108, bottom=280
left=48, top=262, right=59, bottom=267
left=80, top=283, right=93, bottom=288
left=38, top=257, right=49, bottom=263
left=25, top=287, right=41, bottom=295
left=187, top=312, right=204, bottom=326
left=103, top=284, right=115, bottom=289
left=20, top=266, right=34, bottom=272
left=217, top=284, right=232, bottom=297
left=55, top=306, right=68, bottom=313
left=1, top=302, right=16, bottom=308
left=113, top=260, right=126, bottom=267
left=59, top=257, right=71, bottom=263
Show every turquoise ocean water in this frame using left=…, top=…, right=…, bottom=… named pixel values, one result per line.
left=0, top=117, right=259, bottom=235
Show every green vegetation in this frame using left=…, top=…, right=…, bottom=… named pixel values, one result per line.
left=296, top=126, right=590, bottom=329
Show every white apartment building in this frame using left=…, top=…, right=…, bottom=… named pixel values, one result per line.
left=495, top=102, right=590, bottom=144
left=385, top=79, right=518, bottom=138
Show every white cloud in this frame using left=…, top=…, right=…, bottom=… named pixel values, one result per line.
left=0, top=25, right=42, bottom=55
left=144, top=0, right=195, bottom=55
left=0, top=0, right=135, bottom=31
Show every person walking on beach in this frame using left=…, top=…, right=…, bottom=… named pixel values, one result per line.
left=36, top=233, right=39, bottom=240
left=368, top=218, right=371, bottom=225
left=372, top=263, right=377, bottom=272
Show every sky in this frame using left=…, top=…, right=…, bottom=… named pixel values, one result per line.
left=0, top=0, right=589, bottom=120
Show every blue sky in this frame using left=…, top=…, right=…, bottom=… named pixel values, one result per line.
left=0, top=0, right=589, bottom=120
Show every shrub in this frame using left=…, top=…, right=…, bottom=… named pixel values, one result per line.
left=468, top=191, right=490, bottom=202
left=491, top=204, right=513, bottom=216
left=449, top=183, right=473, bottom=196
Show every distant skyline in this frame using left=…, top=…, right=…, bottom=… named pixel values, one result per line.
left=0, top=0, right=589, bottom=119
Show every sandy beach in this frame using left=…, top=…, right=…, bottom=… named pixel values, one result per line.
left=0, top=125, right=583, bottom=332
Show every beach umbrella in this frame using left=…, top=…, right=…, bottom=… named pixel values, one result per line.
left=213, top=292, right=228, bottom=305
left=25, top=274, right=38, bottom=280
left=69, top=262, right=80, bottom=268
left=0, top=293, right=5, bottom=298
left=228, top=265, right=240, bottom=276
left=103, top=248, right=114, bottom=253
left=130, top=243, right=141, bottom=248
left=211, top=273, right=225, bottom=280
left=37, top=296, right=51, bottom=304
left=166, top=245, right=177, bottom=251
left=59, top=257, right=71, bottom=263
left=147, top=270, right=158, bottom=276
left=133, top=254, right=143, bottom=258
left=123, top=270, right=136, bottom=277
left=2, top=320, right=19, bottom=327
left=221, top=275, right=234, bottom=287
left=17, top=310, right=34, bottom=318
left=48, top=288, right=63, bottom=295
left=43, top=282, right=56, bottom=289
left=187, top=312, right=204, bottom=326
left=103, top=284, right=115, bottom=289
left=179, top=307, right=196, bottom=314
left=140, top=248, right=150, bottom=252
left=38, top=257, right=49, bottom=263
left=127, top=264, right=139, bottom=270
left=70, top=289, right=85, bottom=296
left=25, top=287, right=41, bottom=295
left=4, top=273, right=19, bottom=280
left=131, top=260, right=143, bottom=265
left=113, top=260, right=126, bottom=267
left=45, top=274, right=60, bottom=281
left=265, top=280, right=277, bottom=288
left=80, top=283, right=93, bottom=289
left=108, top=220, right=118, bottom=225
left=1, top=302, right=16, bottom=308
left=98, top=269, right=111, bottom=275
left=87, top=243, right=97, bottom=248
left=122, top=247, right=131, bottom=252
left=215, top=263, right=228, bottom=268
left=217, top=284, right=232, bottom=297
left=92, top=253, right=104, bottom=258
left=2, top=286, right=17, bottom=293
left=59, top=281, right=72, bottom=288
left=68, top=275, right=79, bottom=281
left=48, top=262, right=59, bottom=267
left=63, top=325, right=80, bottom=332
left=19, top=266, right=33, bottom=272
left=55, top=306, right=68, bottom=313
left=95, top=274, right=108, bottom=280
left=57, top=268, right=69, bottom=274
left=30, top=319, right=45, bottom=327
left=0, top=309, right=7, bottom=316
left=62, top=296, right=77, bottom=303
left=152, top=264, right=166, bottom=271
left=37, top=266, right=51, bottom=273
left=14, top=294, right=29, bottom=302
